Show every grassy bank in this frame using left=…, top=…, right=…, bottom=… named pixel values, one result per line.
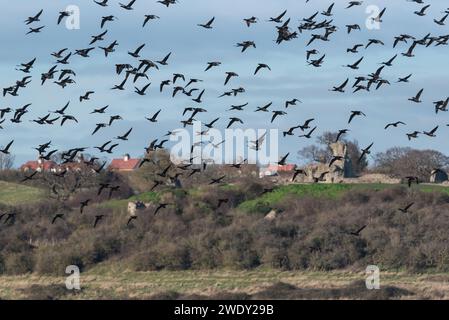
left=0, top=267, right=448, bottom=300
left=0, top=181, right=45, bottom=206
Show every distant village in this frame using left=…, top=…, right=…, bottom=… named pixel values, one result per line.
left=18, top=141, right=449, bottom=185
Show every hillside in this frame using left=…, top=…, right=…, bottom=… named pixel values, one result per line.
left=0, top=181, right=45, bottom=206
left=2, top=179, right=449, bottom=299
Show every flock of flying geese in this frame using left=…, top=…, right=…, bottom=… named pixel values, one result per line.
left=0, top=0, right=448, bottom=231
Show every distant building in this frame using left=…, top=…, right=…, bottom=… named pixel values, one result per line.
left=108, top=154, right=141, bottom=172
left=20, top=157, right=57, bottom=173
left=20, top=154, right=89, bottom=173
left=260, top=164, right=296, bottom=178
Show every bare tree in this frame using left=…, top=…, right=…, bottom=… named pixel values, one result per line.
left=373, top=147, right=449, bottom=181
left=0, top=153, right=14, bottom=170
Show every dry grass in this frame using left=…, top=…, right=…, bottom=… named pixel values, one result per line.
left=0, top=267, right=448, bottom=300
left=0, top=181, right=45, bottom=206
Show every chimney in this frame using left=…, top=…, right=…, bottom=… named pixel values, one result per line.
left=123, top=154, right=130, bottom=162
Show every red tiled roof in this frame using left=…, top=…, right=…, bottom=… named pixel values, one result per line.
left=108, top=158, right=140, bottom=171
left=265, top=164, right=296, bottom=172
left=20, top=160, right=57, bottom=171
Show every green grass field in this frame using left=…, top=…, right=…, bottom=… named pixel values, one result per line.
left=0, top=181, right=45, bottom=206
left=3, top=179, right=449, bottom=212
left=238, top=183, right=449, bottom=213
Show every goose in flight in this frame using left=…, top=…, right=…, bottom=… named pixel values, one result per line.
left=271, top=111, right=287, bottom=123
left=75, top=47, right=95, bottom=58
left=397, top=74, right=412, bottom=83
left=51, top=214, right=64, bottom=225
left=119, top=0, right=136, bottom=10
left=80, top=91, right=95, bottom=102
left=99, top=40, right=119, bottom=57
left=254, top=63, right=271, bottom=75
left=192, top=89, right=205, bottom=103
left=366, top=39, right=384, bottom=49
left=331, top=78, right=349, bottom=92
left=143, top=15, right=160, bottom=27
left=198, top=17, right=215, bottom=29
left=344, top=57, right=363, bottom=70
left=116, top=128, right=133, bottom=141
left=285, top=99, right=301, bottom=108
left=244, top=16, right=258, bottom=27
left=283, top=124, right=299, bottom=137
left=80, top=199, right=91, bottom=214
left=407, top=131, right=420, bottom=141
left=128, top=43, right=145, bottom=58
left=25, top=9, right=43, bottom=25
left=209, top=175, right=226, bottom=185
left=156, top=52, right=172, bottom=66
left=346, top=1, right=363, bottom=9
left=94, top=0, right=109, bottom=6
left=158, top=0, right=177, bottom=7
left=93, top=215, right=105, bottom=228
left=277, top=153, right=290, bottom=166
left=347, top=44, right=363, bottom=53
left=57, top=11, right=71, bottom=25
left=299, top=118, right=315, bottom=131
left=385, top=121, right=406, bottom=129
left=372, top=7, right=386, bottom=23
left=414, top=5, right=431, bottom=16
left=146, top=109, right=161, bottom=123
left=348, top=111, right=366, bottom=124
left=380, top=54, right=397, bottom=67
left=398, top=203, right=414, bottom=213
left=405, top=176, right=419, bottom=188
left=292, top=169, right=307, bottom=182
left=299, top=126, right=317, bottom=139
left=51, top=48, right=68, bottom=59
left=254, top=102, right=272, bottom=113
left=269, top=10, right=287, bottom=23
left=358, top=143, right=373, bottom=163
left=224, top=72, right=238, bottom=85
left=205, top=61, right=221, bottom=72
left=346, top=24, right=361, bottom=34
left=335, top=129, right=349, bottom=142
left=347, top=225, right=367, bottom=237
left=227, top=117, right=243, bottom=129
left=308, top=54, right=325, bottom=67
left=402, top=41, right=417, bottom=57
left=0, top=140, right=14, bottom=154
left=135, top=82, right=151, bottom=95
left=329, top=156, right=344, bottom=167
left=26, top=26, right=45, bottom=35
left=90, top=105, right=109, bottom=114
left=408, top=89, right=424, bottom=103
left=236, top=41, right=256, bottom=52
left=321, top=3, right=335, bottom=16
left=312, top=171, right=329, bottom=183
left=90, top=30, right=107, bottom=45
left=434, top=13, right=449, bottom=26
left=423, top=126, right=438, bottom=137
left=306, top=49, right=319, bottom=60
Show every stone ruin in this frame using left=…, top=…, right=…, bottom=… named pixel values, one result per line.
left=430, top=170, right=448, bottom=183
left=299, top=142, right=354, bottom=183
left=127, top=201, right=151, bottom=216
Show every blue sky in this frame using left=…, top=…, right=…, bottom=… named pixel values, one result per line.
left=0, top=0, right=448, bottom=166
